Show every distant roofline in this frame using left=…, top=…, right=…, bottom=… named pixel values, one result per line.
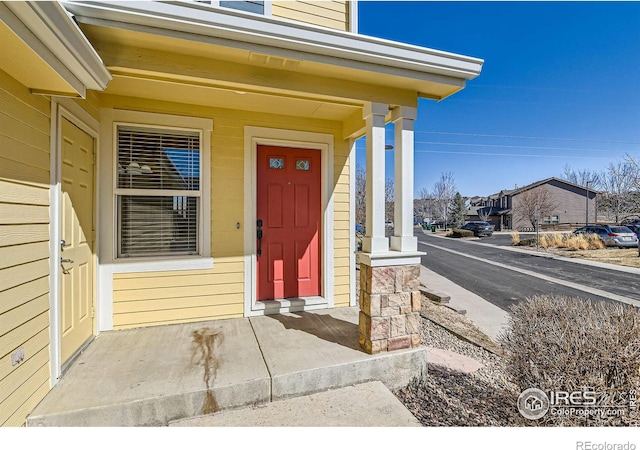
left=481, top=177, right=601, bottom=199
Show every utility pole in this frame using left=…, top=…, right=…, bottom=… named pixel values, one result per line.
left=535, top=209, right=540, bottom=251
left=585, top=180, right=592, bottom=226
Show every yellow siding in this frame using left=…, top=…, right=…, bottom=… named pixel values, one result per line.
left=273, top=1, right=349, bottom=31
left=101, top=94, right=352, bottom=326
left=0, top=68, right=51, bottom=426
left=112, top=257, right=245, bottom=329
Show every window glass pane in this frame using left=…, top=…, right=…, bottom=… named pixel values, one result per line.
left=269, top=157, right=284, bottom=170
left=117, top=126, right=200, bottom=190
left=220, top=1, right=264, bottom=14
left=118, top=195, right=199, bottom=257
left=296, top=160, right=310, bottom=171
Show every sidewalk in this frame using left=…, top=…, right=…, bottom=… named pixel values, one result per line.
left=418, top=265, right=510, bottom=341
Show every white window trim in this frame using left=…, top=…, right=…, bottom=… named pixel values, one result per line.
left=97, top=109, right=212, bottom=331
left=199, top=0, right=271, bottom=16
left=349, top=0, right=358, bottom=33
left=113, top=122, right=204, bottom=259
left=243, top=126, right=334, bottom=317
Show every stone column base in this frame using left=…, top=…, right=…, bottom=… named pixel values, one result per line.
left=358, top=263, right=422, bottom=354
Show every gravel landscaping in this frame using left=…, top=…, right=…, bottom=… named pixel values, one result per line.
left=394, top=302, right=528, bottom=426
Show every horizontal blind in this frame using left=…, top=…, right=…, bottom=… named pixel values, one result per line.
left=117, top=126, right=200, bottom=191
left=116, top=125, right=201, bottom=258
left=118, top=196, right=199, bottom=257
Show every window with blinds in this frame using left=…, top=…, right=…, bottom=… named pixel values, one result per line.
left=115, top=125, right=201, bottom=258
left=220, top=1, right=264, bottom=14
left=195, top=1, right=265, bottom=15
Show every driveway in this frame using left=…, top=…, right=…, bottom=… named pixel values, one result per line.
left=416, top=230, right=640, bottom=311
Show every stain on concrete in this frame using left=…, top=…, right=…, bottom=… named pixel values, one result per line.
left=191, top=327, right=223, bottom=415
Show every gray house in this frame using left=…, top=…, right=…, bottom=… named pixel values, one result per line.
left=469, top=177, right=598, bottom=231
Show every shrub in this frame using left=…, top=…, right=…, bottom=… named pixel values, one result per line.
left=447, top=228, right=474, bottom=238
left=517, top=237, right=537, bottom=247
left=498, top=295, right=640, bottom=426
left=511, top=231, right=520, bottom=246
left=540, top=233, right=566, bottom=249
left=514, top=232, right=606, bottom=250
left=586, top=233, right=606, bottom=249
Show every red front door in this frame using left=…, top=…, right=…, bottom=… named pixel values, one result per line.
left=257, top=145, right=321, bottom=300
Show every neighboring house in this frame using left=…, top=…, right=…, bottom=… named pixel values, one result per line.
left=467, top=178, right=597, bottom=231
left=0, top=0, right=483, bottom=425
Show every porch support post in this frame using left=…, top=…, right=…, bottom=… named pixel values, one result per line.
left=362, top=102, right=389, bottom=254
left=390, top=106, right=418, bottom=253
left=358, top=103, right=424, bottom=355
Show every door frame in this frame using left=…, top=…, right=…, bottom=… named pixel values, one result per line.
left=49, top=99, right=99, bottom=385
left=243, top=127, right=334, bottom=316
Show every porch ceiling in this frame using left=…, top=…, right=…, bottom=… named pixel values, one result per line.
left=0, top=1, right=110, bottom=97
left=64, top=0, right=484, bottom=128
left=79, top=24, right=419, bottom=122
left=102, top=72, right=360, bottom=121
left=0, top=20, right=76, bottom=95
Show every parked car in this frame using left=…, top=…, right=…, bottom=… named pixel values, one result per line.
left=625, top=223, right=640, bottom=238
left=460, top=221, right=494, bottom=237
left=573, top=225, right=638, bottom=248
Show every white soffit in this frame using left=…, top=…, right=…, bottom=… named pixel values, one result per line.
left=2, top=1, right=111, bottom=95
left=63, top=1, right=483, bottom=86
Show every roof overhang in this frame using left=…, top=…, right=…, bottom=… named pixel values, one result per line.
left=0, top=1, right=111, bottom=98
left=63, top=1, right=483, bottom=101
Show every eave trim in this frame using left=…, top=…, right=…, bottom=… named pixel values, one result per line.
left=64, top=1, right=483, bottom=82
left=4, top=1, right=111, bottom=95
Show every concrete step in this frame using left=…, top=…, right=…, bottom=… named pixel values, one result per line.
left=27, top=308, right=427, bottom=426
left=169, top=381, right=422, bottom=427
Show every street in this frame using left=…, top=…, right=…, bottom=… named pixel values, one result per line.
left=416, top=231, right=640, bottom=311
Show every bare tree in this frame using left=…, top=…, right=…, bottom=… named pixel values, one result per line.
left=414, top=187, right=434, bottom=223
left=513, top=186, right=559, bottom=228
left=625, top=155, right=640, bottom=192
left=385, top=178, right=394, bottom=226
left=432, top=172, right=456, bottom=229
left=598, top=161, right=637, bottom=223
left=354, top=167, right=397, bottom=231
left=477, top=207, right=491, bottom=222
left=561, top=164, right=602, bottom=190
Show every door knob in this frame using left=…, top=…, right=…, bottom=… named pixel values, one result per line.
left=60, top=258, right=74, bottom=264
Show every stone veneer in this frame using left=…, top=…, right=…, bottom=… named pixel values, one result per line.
left=358, top=263, right=422, bottom=354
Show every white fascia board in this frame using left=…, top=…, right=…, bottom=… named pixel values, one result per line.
left=64, top=1, right=483, bottom=82
left=6, top=1, right=111, bottom=94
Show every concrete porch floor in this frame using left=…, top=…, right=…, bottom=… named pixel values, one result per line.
left=27, top=307, right=427, bottom=426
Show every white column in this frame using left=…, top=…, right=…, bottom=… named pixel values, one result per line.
left=390, top=106, right=418, bottom=252
left=362, top=102, right=389, bottom=254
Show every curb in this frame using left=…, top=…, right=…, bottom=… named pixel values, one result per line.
left=423, top=230, right=640, bottom=275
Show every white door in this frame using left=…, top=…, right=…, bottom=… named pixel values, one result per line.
left=60, top=118, right=95, bottom=364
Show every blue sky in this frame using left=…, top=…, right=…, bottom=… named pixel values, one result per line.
left=356, top=1, right=640, bottom=197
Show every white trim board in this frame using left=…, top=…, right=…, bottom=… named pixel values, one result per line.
left=243, top=126, right=334, bottom=317
left=96, top=108, right=213, bottom=331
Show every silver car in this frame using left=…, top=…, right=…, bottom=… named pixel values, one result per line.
left=574, top=225, right=639, bottom=248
